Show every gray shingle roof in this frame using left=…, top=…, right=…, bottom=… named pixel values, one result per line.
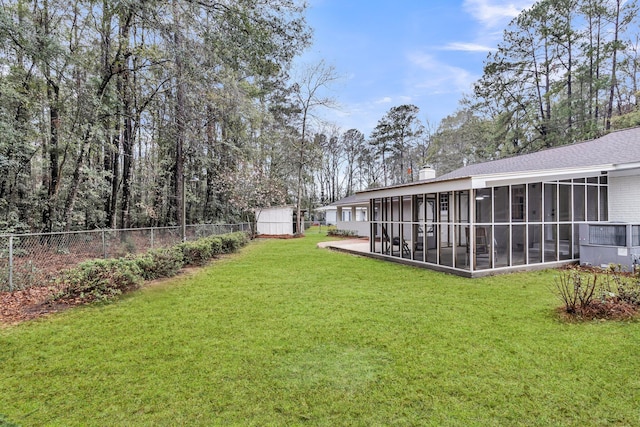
left=436, top=126, right=640, bottom=181
left=328, top=194, right=368, bottom=206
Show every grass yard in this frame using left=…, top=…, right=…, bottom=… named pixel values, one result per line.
left=1, top=228, right=640, bottom=426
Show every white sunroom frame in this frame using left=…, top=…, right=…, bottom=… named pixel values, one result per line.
left=363, top=165, right=612, bottom=277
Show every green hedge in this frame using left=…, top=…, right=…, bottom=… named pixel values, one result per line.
left=53, top=231, right=250, bottom=303
left=177, top=239, right=213, bottom=266
left=134, top=247, right=184, bottom=280
left=204, top=232, right=249, bottom=257
left=219, top=231, right=249, bottom=253
left=207, top=236, right=223, bottom=255
left=56, top=258, right=144, bottom=303
left=327, top=229, right=358, bottom=237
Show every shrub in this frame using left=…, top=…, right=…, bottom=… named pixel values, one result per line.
left=608, top=268, right=640, bottom=307
left=134, top=247, right=184, bottom=280
left=49, top=232, right=250, bottom=305
left=208, top=236, right=223, bottom=255
left=554, top=266, right=640, bottom=320
left=327, top=229, right=358, bottom=237
left=555, top=267, right=598, bottom=314
left=177, top=239, right=213, bottom=266
left=55, top=258, right=143, bottom=303
left=219, top=232, right=249, bottom=253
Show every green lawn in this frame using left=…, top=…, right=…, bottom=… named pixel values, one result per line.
left=1, top=228, right=639, bottom=426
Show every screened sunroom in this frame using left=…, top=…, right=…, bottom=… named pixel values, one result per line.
left=366, top=175, right=608, bottom=276
left=357, top=127, right=640, bottom=277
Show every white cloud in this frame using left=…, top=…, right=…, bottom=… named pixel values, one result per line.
left=463, top=0, right=534, bottom=28
left=406, top=52, right=476, bottom=94
left=375, top=96, right=393, bottom=104
left=442, top=42, right=497, bottom=53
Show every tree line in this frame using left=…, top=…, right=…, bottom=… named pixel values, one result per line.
left=428, top=0, right=640, bottom=173
left=282, top=0, right=640, bottom=210
left=0, top=0, right=310, bottom=233
left=1, top=0, right=639, bottom=234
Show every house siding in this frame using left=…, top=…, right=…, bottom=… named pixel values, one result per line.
left=336, top=219, right=369, bottom=237
left=609, top=175, right=640, bottom=222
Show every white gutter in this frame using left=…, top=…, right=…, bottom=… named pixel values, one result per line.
left=356, top=160, right=640, bottom=199
left=473, top=165, right=614, bottom=188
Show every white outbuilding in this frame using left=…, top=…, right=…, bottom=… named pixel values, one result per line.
left=255, top=206, right=304, bottom=236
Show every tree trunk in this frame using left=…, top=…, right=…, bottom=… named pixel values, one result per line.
left=605, top=0, right=622, bottom=130
left=296, top=111, right=307, bottom=234
left=119, top=69, right=134, bottom=229
left=62, top=131, right=90, bottom=232
left=173, top=0, right=185, bottom=232
left=44, top=80, right=60, bottom=233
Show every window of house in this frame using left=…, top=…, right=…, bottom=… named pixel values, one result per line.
left=511, top=185, right=525, bottom=222
left=440, top=193, right=449, bottom=212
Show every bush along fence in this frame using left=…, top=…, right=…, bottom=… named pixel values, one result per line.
left=53, top=231, right=250, bottom=304
left=0, top=223, right=250, bottom=292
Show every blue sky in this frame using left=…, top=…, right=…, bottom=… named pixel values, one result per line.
left=294, top=0, right=535, bottom=136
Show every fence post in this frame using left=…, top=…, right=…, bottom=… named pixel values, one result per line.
left=8, top=235, right=14, bottom=292
left=151, top=227, right=155, bottom=249
left=102, top=230, right=107, bottom=259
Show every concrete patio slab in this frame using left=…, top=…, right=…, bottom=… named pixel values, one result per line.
left=317, top=239, right=370, bottom=254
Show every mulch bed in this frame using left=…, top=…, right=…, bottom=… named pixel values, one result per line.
left=0, top=267, right=202, bottom=327
left=556, top=300, right=639, bottom=322
left=256, top=234, right=304, bottom=239
left=0, top=284, right=74, bottom=326
left=555, top=265, right=640, bottom=321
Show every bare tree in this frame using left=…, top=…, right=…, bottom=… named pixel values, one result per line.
left=341, top=128, right=365, bottom=195
left=290, top=60, right=338, bottom=233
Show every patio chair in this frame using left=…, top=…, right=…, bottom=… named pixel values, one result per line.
left=393, top=236, right=411, bottom=256
left=465, top=227, right=498, bottom=266
left=382, top=226, right=410, bottom=256
left=476, top=227, right=489, bottom=255
left=414, top=226, right=424, bottom=252
left=477, top=227, right=499, bottom=263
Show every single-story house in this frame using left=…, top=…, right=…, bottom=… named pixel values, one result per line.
left=314, top=204, right=337, bottom=225
left=344, top=127, right=640, bottom=277
left=316, top=195, right=369, bottom=236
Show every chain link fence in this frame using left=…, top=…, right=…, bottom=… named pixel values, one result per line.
left=0, top=223, right=250, bottom=292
